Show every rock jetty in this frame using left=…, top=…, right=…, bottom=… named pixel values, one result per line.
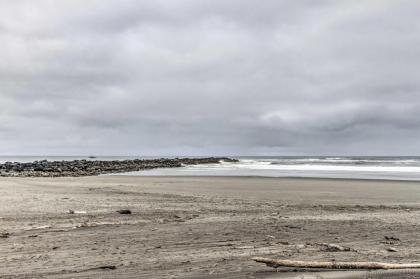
left=0, top=157, right=238, bottom=177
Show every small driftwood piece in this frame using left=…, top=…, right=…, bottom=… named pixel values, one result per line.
left=252, top=257, right=420, bottom=270
left=317, top=243, right=352, bottom=252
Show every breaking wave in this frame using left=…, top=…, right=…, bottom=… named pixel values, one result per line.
left=119, top=156, right=420, bottom=181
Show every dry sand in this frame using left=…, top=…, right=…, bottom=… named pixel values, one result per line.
left=1, top=176, right=420, bottom=278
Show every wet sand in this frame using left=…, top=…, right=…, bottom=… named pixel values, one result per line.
left=1, top=176, right=420, bottom=278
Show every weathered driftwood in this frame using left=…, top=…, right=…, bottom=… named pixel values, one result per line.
left=252, top=257, right=420, bottom=270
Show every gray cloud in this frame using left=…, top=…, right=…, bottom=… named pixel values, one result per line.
left=1, top=0, right=420, bottom=156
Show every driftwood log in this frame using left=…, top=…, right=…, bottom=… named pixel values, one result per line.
left=252, top=257, right=420, bottom=270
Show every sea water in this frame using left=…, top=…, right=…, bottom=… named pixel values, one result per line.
left=115, top=156, right=420, bottom=181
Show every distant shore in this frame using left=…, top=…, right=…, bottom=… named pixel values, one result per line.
left=0, top=157, right=238, bottom=177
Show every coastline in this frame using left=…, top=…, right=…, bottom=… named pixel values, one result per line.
left=0, top=157, right=237, bottom=177
left=1, top=176, right=420, bottom=278
left=111, top=156, right=420, bottom=181
left=113, top=174, right=420, bottom=183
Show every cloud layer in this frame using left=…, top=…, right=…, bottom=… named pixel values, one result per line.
left=1, top=0, right=420, bottom=155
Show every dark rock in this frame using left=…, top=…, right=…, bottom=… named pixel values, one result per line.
left=98, top=265, right=117, bottom=270
left=117, top=209, right=132, bottom=215
left=0, top=157, right=238, bottom=177
left=384, top=236, right=400, bottom=241
left=318, top=243, right=352, bottom=252
left=0, top=232, right=10, bottom=238
left=285, top=225, right=301, bottom=229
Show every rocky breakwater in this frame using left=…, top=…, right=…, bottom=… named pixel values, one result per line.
left=0, top=157, right=238, bottom=177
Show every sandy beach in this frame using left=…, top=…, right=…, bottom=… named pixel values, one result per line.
left=1, top=176, right=420, bottom=278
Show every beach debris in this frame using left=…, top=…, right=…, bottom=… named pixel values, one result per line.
left=85, top=265, right=117, bottom=271
left=382, top=236, right=401, bottom=244
left=252, top=257, right=420, bottom=270
left=28, top=225, right=52, bottom=230
left=75, top=222, right=90, bottom=228
left=117, top=209, right=132, bottom=215
left=235, top=245, right=255, bottom=249
left=317, top=243, right=352, bottom=252
left=387, top=247, right=398, bottom=252
left=97, top=265, right=117, bottom=270
left=285, top=225, right=301, bottom=229
left=0, top=232, right=10, bottom=238
left=157, top=218, right=168, bottom=224
left=74, top=221, right=122, bottom=229
left=28, top=234, right=38, bottom=238
left=78, top=265, right=117, bottom=274
left=67, top=209, right=87, bottom=214
left=384, top=235, right=400, bottom=241
left=172, top=214, right=185, bottom=222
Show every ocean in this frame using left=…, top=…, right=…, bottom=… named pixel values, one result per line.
left=2, top=156, right=420, bottom=181
left=115, top=156, right=420, bottom=181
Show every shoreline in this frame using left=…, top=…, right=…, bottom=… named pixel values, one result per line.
left=6, top=172, right=420, bottom=184
left=108, top=174, right=420, bottom=183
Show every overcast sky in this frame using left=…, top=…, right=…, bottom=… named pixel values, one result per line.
left=1, top=0, right=420, bottom=156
